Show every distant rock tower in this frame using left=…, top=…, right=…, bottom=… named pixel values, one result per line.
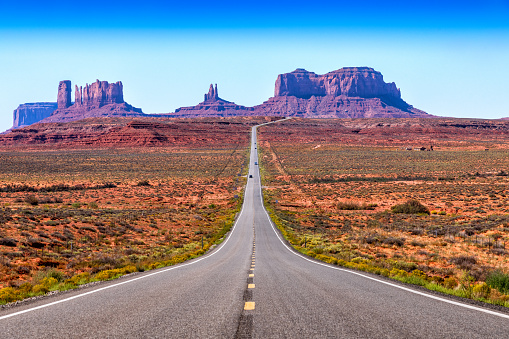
left=57, top=80, right=72, bottom=109
left=204, top=84, right=219, bottom=101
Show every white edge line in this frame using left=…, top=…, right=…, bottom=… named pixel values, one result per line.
left=0, top=173, right=252, bottom=321
left=253, top=125, right=509, bottom=320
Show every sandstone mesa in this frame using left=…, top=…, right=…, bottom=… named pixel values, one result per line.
left=10, top=66, right=433, bottom=129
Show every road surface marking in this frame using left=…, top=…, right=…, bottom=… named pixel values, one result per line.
left=253, top=124, right=509, bottom=321
left=0, top=174, right=254, bottom=322
left=248, top=284, right=255, bottom=289
left=249, top=274, right=254, bottom=277
left=244, top=302, right=255, bottom=310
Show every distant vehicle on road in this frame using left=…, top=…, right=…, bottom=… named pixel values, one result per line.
left=249, top=175, right=253, bottom=178
left=254, top=162, right=258, bottom=165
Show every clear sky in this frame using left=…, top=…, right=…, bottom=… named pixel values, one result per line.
left=1, top=1, right=508, bottom=132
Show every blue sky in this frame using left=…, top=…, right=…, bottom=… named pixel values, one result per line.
left=1, top=1, right=509, bottom=131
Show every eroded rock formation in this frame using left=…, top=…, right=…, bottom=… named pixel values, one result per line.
left=12, top=103, right=58, bottom=128
left=275, top=68, right=401, bottom=100
left=42, top=80, right=143, bottom=123
left=255, top=67, right=430, bottom=118
left=57, top=80, right=72, bottom=109
left=174, top=84, right=253, bottom=117
left=74, top=80, right=124, bottom=107
left=10, top=66, right=431, bottom=129
left=204, top=84, right=219, bottom=101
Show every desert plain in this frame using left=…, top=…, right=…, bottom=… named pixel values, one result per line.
left=1, top=116, right=509, bottom=308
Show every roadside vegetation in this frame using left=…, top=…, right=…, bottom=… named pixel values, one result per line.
left=258, top=120, right=509, bottom=308
left=0, top=146, right=248, bottom=305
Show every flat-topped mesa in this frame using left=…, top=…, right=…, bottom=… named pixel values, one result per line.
left=74, top=79, right=124, bottom=107
left=204, top=84, right=219, bottom=101
left=57, top=80, right=72, bottom=109
left=275, top=67, right=401, bottom=100
left=255, top=66, right=431, bottom=118
left=12, top=102, right=58, bottom=128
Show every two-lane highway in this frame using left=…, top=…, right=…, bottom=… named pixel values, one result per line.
left=1, top=120, right=509, bottom=338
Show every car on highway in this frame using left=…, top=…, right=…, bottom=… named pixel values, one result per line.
left=249, top=174, right=253, bottom=178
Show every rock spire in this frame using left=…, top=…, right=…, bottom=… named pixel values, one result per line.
left=57, top=80, right=72, bottom=109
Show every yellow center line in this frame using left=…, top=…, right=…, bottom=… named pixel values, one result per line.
left=248, top=284, right=255, bottom=289
left=249, top=274, right=254, bottom=277
left=244, top=302, right=255, bottom=310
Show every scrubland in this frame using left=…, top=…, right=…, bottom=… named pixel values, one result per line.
left=258, top=118, right=509, bottom=307
left=0, top=145, right=248, bottom=304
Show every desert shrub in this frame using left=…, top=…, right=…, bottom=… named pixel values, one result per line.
left=93, top=265, right=137, bottom=281
left=0, top=287, right=21, bottom=303
left=383, top=237, right=405, bottom=247
left=410, top=239, right=426, bottom=247
left=64, top=272, right=90, bottom=286
left=32, top=277, right=58, bottom=294
left=389, top=268, right=408, bottom=278
left=394, top=261, right=418, bottom=272
left=472, top=282, right=491, bottom=299
left=26, top=237, right=45, bottom=248
left=411, top=269, right=429, bottom=281
left=391, top=199, right=430, bottom=215
left=0, top=237, right=18, bottom=247
left=449, top=255, right=477, bottom=270
left=490, top=248, right=508, bottom=255
left=486, top=271, right=509, bottom=294
left=364, top=234, right=380, bottom=244
left=24, top=195, right=39, bottom=206
left=46, top=269, right=65, bottom=282
left=136, top=180, right=151, bottom=186
left=312, top=246, right=324, bottom=254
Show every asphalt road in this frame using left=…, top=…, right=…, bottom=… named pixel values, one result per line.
left=1, top=120, right=509, bottom=338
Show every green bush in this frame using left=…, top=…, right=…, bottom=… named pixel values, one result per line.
left=486, top=271, right=509, bottom=294
left=391, top=199, right=430, bottom=215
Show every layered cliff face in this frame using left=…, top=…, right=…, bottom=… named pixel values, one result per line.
left=43, top=80, right=143, bottom=123
left=74, top=80, right=124, bottom=107
left=173, top=84, right=253, bottom=117
left=257, top=67, right=430, bottom=118
left=275, top=67, right=401, bottom=100
left=12, top=103, right=58, bottom=128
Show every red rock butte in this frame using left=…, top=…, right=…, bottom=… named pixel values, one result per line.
left=254, top=67, right=430, bottom=118
left=43, top=79, right=144, bottom=124
left=10, top=67, right=433, bottom=129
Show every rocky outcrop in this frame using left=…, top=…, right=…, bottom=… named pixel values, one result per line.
left=255, top=67, right=430, bottom=118
left=57, top=80, right=72, bottom=109
left=42, top=80, right=143, bottom=123
left=11, top=67, right=432, bottom=129
left=173, top=84, right=253, bottom=118
left=0, top=117, right=267, bottom=148
left=275, top=67, right=401, bottom=100
left=204, top=84, right=219, bottom=101
left=12, top=103, right=58, bottom=128
left=74, top=80, right=124, bottom=107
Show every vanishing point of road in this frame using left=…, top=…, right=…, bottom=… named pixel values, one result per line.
left=1, top=119, right=509, bottom=338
